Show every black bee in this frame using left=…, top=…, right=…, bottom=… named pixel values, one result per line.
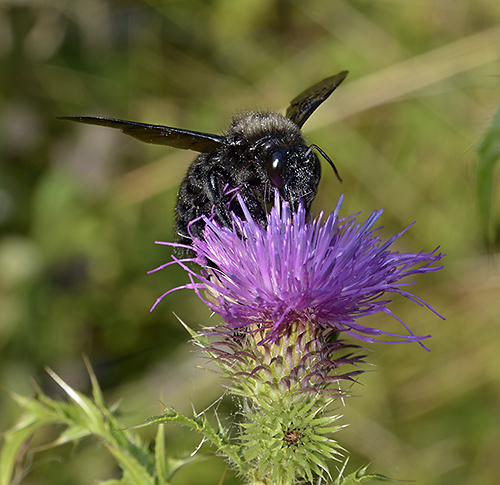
left=59, top=71, right=347, bottom=245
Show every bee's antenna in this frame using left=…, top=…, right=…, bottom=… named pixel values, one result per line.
left=309, top=144, right=342, bottom=183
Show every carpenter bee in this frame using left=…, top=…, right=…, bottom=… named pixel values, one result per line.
left=59, top=71, right=348, bottom=245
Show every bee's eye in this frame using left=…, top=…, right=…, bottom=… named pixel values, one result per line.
left=267, top=149, right=287, bottom=188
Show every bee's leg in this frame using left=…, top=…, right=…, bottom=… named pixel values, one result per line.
left=207, top=170, right=268, bottom=230
left=207, top=168, right=234, bottom=228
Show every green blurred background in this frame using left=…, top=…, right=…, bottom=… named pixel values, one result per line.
left=1, top=0, right=499, bottom=483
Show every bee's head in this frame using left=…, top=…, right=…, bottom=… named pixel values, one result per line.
left=260, top=142, right=321, bottom=212
left=228, top=111, right=328, bottom=210
left=226, top=111, right=340, bottom=214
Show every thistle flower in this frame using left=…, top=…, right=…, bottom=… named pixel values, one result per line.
left=151, top=194, right=443, bottom=348
left=150, top=194, right=443, bottom=483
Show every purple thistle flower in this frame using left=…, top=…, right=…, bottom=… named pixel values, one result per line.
left=150, top=194, right=444, bottom=477
left=151, top=194, right=443, bottom=348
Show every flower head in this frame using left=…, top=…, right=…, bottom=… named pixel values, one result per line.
left=151, top=194, right=443, bottom=347
left=150, top=194, right=444, bottom=480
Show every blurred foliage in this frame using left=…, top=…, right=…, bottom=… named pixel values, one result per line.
left=0, top=0, right=499, bottom=484
left=477, top=105, right=500, bottom=248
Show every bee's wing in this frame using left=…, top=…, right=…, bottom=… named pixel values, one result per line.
left=57, top=116, right=226, bottom=153
left=285, top=71, right=348, bottom=128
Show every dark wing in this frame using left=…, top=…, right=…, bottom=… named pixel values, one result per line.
left=57, top=116, right=226, bottom=153
left=285, top=71, right=348, bottom=128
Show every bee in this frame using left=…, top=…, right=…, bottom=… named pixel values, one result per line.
left=59, top=71, right=347, bottom=245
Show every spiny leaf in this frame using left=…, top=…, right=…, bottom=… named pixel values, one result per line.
left=137, top=409, right=248, bottom=474
left=336, top=464, right=399, bottom=484
left=0, top=368, right=156, bottom=485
